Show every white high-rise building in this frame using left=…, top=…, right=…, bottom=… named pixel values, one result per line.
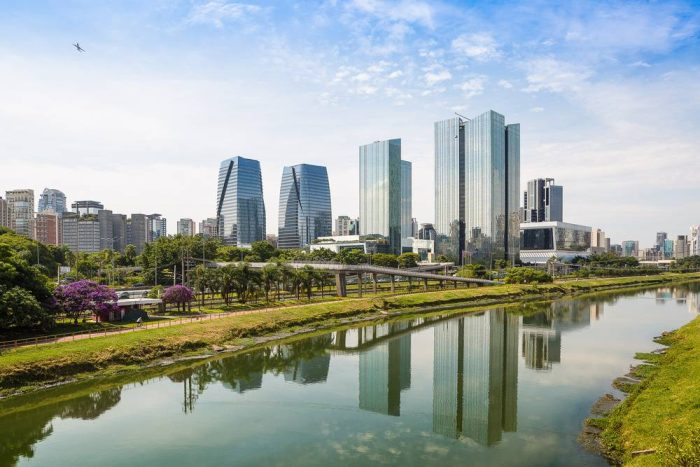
left=6, top=189, right=35, bottom=238
left=177, top=218, right=196, bottom=236
left=689, top=225, right=700, bottom=256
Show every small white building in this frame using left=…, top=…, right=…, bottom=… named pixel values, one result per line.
left=520, top=221, right=592, bottom=264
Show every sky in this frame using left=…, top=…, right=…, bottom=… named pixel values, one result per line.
left=0, top=0, right=699, bottom=248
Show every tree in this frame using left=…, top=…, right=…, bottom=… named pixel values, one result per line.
left=371, top=253, right=398, bottom=268
left=162, top=285, right=194, bottom=312
left=216, top=245, right=248, bottom=262
left=250, top=241, right=276, bottom=261
left=307, top=248, right=337, bottom=262
left=398, top=252, right=419, bottom=268
left=218, top=265, right=237, bottom=305
left=456, top=264, right=487, bottom=279
left=54, top=280, right=119, bottom=323
left=260, top=263, right=279, bottom=303
left=503, top=267, right=553, bottom=284
left=231, top=263, right=258, bottom=304
left=338, top=248, right=368, bottom=265
left=122, top=244, right=137, bottom=266
left=297, top=265, right=316, bottom=301
left=0, top=286, right=52, bottom=330
left=277, top=262, right=295, bottom=300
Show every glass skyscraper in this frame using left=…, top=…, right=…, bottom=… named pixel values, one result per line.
left=277, top=163, right=332, bottom=249
left=434, top=110, right=520, bottom=264
left=37, top=188, right=67, bottom=216
left=400, top=160, right=412, bottom=247
left=216, top=156, right=266, bottom=247
left=359, top=139, right=402, bottom=254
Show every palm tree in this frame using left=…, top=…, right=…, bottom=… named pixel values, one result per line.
left=193, top=265, right=208, bottom=309
left=277, top=262, right=295, bottom=301
left=260, top=263, right=279, bottom=304
left=219, top=265, right=237, bottom=305
left=298, top=265, right=316, bottom=301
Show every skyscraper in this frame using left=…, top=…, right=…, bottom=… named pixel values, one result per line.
left=6, top=189, right=35, bottom=238
left=37, top=188, right=67, bottom=216
left=199, top=218, right=218, bottom=238
left=334, top=215, right=359, bottom=236
left=278, top=164, right=332, bottom=249
left=434, top=110, right=520, bottom=264
left=359, top=139, right=402, bottom=254
left=71, top=200, right=104, bottom=216
left=177, top=218, right=196, bottom=236
left=622, top=240, right=639, bottom=257
left=127, top=214, right=148, bottom=254
left=98, top=209, right=114, bottom=250
left=216, top=156, right=266, bottom=247
left=464, top=111, right=520, bottom=264
left=522, top=178, right=563, bottom=223
left=434, top=117, right=465, bottom=262
left=112, top=214, right=127, bottom=252
left=400, top=160, right=412, bottom=247
left=0, top=197, right=10, bottom=229
left=147, top=214, right=166, bottom=241
left=689, top=226, right=699, bottom=256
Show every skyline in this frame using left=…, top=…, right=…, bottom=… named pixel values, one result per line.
left=1, top=1, right=699, bottom=245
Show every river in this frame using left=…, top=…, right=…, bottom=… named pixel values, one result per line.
left=1, top=284, right=699, bottom=466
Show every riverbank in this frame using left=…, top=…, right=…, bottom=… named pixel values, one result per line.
left=585, top=314, right=700, bottom=466
left=1, top=272, right=699, bottom=400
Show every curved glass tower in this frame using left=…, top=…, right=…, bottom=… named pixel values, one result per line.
left=216, top=156, right=266, bottom=247
left=278, top=164, right=332, bottom=249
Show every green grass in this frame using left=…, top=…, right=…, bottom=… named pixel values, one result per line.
left=595, top=316, right=700, bottom=466
left=1, top=272, right=699, bottom=399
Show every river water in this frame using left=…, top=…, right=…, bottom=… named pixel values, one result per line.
left=1, top=284, right=699, bottom=467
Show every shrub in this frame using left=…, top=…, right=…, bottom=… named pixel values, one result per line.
left=504, top=267, right=553, bottom=284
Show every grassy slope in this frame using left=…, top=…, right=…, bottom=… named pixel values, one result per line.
left=1, top=272, right=699, bottom=398
left=598, top=316, right=700, bottom=466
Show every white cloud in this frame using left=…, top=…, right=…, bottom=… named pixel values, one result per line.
left=531, top=106, right=544, bottom=112
left=352, top=72, right=372, bottom=82
left=188, top=1, right=262, bottom=28
left=497, top=79, right=513, bottom=89
left=451, top=33, right=500, bottom=61
left=424, top=69, right=451, bottom=86
left=458, top=76, right=486, bottom=98
left=348, top=0, right=434, bottom=28
left=522, top=57, right=592, bottom=93
left=388, top=70, right=403, bottom=79
left=630, top=60, right=651, bottom=68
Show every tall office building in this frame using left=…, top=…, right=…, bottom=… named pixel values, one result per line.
left=522, top=178, right=563, bottom=223
left=199, top=218, right=218, bottom=238
left=278, top=164, right=332, bottom=249
left=98, top=209, right=114, bottom=250
left=37, top=188, right=67, bottom=216
left=112, top=214, right=127, bottom=252
left=216, top=156, right=266, bottom=247
left=147, top=214, right=166, bottom=241
left=61, top=213, right=79, bottom=252
left=689, top=226, right=700, bottom=256
left=72, top=200, right=104, bottom=216
left=0, top=197, right=10, bottom=229
left=656, top=232, right=667, bottom=250
left=400, top=160, right=413, bottom=246
left=334, top=215, right=359, bottom=236
left=622, top=240, right=639, bottom=257
left=35, top=212, right=60, bottom=245
left=675, top=235, right=689, bottom=259
left=177, top=218, right=196, bottom=236
left=663, top=238, right=675, bottom=259
left=359, top=139, right=402, bottom=254
left=432, top=310, right=519, bottom=444
left=62, top=212, right=101, bottom=253
left=127, top=214, right=149, bottom=254
left=6, top=189, right=35, bottom=238
left=434, top=117, right=465, bottom=262
left=434, top=111, right=520, bottom=264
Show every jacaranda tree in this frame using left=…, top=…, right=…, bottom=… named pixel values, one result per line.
left=54, top=280, right=119, bottom=323
left=162, top=285, right=194, bottom=312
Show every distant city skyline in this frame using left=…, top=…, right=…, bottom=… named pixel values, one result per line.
left=0, top=1, right=698, bottom=243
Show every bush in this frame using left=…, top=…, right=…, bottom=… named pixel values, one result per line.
left=456, top=264, right=487, bottom=279
left=504, top=267, right=553, bottom=284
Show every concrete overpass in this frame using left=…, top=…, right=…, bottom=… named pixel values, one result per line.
left=210, top=261, right=501, bottom=297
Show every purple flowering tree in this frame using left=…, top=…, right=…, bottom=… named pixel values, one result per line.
left=162, top=285, right=194, bottom=312
left=54, top=280, right=119, bottom=323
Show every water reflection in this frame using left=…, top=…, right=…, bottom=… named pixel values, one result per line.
left=3, top=284, right=700, bottom=466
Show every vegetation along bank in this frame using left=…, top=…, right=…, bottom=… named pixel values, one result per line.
left=1, top=272, right=699, bottom=400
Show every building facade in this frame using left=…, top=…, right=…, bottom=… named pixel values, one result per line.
left=37, top=188, right=67, bottom=216
left=177, top=218, right=196, bottom=236
left=334, top=216, right=359, bottom=236
left=199, top=218, right=218, bottom=238
left=147, top=214, right=166, bottom=241
left=61, top=212, right=101, bottom=253
left=35, top=212, right=60, bottom=245
left=112, top=214, right=127, bottom=252
left=689, top=226, right=700, bottom=256
left=72, top=200, right=104, bottom=216
left=522, top=178, right=563, bottom=223
left=278, top=164, right=332, bottom=249
left=675, top=235, right=689, bottom=259
left=6, top=189, right=35, bottom=238
left=0, top=197, right=10, bottom=229
left=434, top=111, right=520, bottom=265
left=519, top=221, right=592, bottom=263
left=400, top=160, right=412, bottom=246
left=216, top=156, right=266, bottom=247
left=622, top=240, right=640, bottom=258
left=127, top=214, right=149, bottom=254
left=359, top=139, right=402, bottom=254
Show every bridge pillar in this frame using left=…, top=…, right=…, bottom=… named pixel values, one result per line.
left=335, top=273, right=347, bottom=297
left=454, top=280, right=458, bottom=289
left=390, top=275, right=395, bottom=293
left=423, top=278, right=428, bottom=291
left=372, top=273, right=378, bottom=294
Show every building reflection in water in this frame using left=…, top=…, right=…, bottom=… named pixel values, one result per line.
left=433, top=309, right=519, bottom=446
left=655, top=285, right=700, bottom=314
left=521, top=301, right=604, bottom=371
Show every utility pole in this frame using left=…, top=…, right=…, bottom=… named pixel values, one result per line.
left=154, top=242, right=158, bottom=286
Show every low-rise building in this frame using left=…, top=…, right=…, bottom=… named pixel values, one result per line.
left=519, top=221, right=592, bottom=264
left=35, top=212, right=60, bottom=245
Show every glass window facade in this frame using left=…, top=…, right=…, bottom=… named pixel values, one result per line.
left=278, top=164, right=332, bottom=249
left=217, top=156, right=266, bottom=247
left=359, top=139, right=402, bottom=254
left=6, top=189, right=35, bottom=238
left=400, top=160, right=412, bottom=244
left=37, top=188, right=66, bottom=216
left=434, top=117, right=465, bottom=262
left=520, top=222, right=591, bottom=252
left=463, top=111, right=520, bottom=264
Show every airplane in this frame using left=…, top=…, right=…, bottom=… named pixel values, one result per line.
left=73, top=42, right=85, bottom=52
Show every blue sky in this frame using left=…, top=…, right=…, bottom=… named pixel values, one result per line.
left=0, top=0, right=698, bottom=246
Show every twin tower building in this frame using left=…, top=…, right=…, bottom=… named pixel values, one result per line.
left=216, top=109, right=520, bottom=264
